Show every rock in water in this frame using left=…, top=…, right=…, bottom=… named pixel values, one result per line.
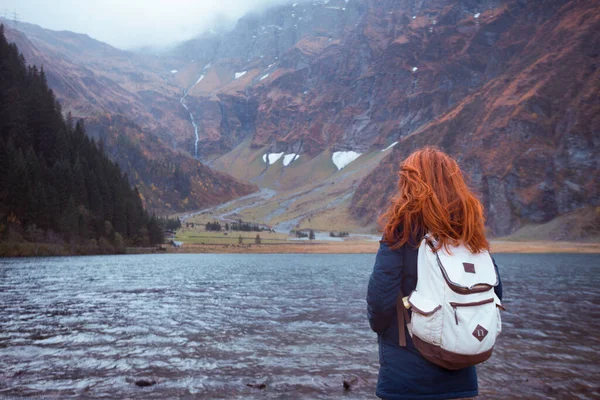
left=246, top=383, right=267, bottom=390
left=343, top=377, right=358, bottom=391
left=135, top=379, right=156, bottom=387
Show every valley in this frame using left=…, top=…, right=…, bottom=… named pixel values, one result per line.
left=2, top=0, right=598, bottom=242
left=204, top=139, right=394, bottom=233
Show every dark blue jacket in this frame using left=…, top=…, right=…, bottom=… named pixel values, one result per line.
left=367, top=241, right=503, bottom=400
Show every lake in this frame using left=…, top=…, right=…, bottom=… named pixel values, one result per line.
left=1, top=253, right=599, bottom=399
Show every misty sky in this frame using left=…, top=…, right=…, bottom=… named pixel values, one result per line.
left=1, top=0, right=301, bottom=49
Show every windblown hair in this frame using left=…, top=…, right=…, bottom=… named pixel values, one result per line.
left=379, top=147, right=489, bottom=253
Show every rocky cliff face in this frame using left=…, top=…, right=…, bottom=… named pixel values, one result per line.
left=349, top=0, right=599, bottom=236
left=169, top=0, right=517, bottom=157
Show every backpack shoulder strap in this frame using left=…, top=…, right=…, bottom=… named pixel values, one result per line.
left=397, top=245, right=411, bottom=347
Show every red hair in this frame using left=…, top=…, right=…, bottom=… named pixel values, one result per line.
left=379, top=147, right=489, bottom=253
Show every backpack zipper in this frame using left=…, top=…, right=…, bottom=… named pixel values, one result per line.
left=433, top=251, right=497, bottom=294
left=449, top=298, right=494, bottom=325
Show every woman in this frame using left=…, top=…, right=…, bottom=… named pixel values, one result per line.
left=366, top=147, right=502, bottom=400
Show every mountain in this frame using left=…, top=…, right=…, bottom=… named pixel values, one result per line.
left=3, top=0, right=598, bottom=237
left=2, top=21, right=257, bottom=215
left=349, top=0, right=600, bottom=236
left=165, top=0, right=599, bottom=236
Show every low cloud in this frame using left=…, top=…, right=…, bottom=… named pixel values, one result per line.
left=2, top=0, right=306, bottom=49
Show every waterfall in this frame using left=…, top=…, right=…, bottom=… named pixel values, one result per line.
left=179, top=64, right=210, bottom=158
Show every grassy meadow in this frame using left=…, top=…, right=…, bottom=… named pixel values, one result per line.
left=174, top=228, right=290, bottom=245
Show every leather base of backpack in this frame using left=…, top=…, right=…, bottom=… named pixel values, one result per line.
left=412, top=335, right=494, bottom=370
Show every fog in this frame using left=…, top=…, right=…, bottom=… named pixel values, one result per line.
left=1, top=0, right=307, bottom=49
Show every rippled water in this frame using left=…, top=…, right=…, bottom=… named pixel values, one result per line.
left=0, top=253, right=599, bottom=399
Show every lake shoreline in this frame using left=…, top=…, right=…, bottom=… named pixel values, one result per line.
left=1, top=239, right=598, bottom=257
left=165, top=240, right=600, bottom=254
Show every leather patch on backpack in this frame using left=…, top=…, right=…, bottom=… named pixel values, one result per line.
left=463, top=262, right=476, bottom=274
left=472, top=325, right=488, bottom=342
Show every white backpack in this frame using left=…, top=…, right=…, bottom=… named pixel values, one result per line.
left=397, top=236, right=504, bottom=370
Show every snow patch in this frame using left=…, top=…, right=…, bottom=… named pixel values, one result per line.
left=283, top=153, right=300, bottom=166
left=268, top=152, right=284, bottom=164
left=262, top=152, right=285, bottom=165
left=195, top=74, right=205, bottom=84
left=332, top=151, right=361, bottom=170
left=412, top=15, right=416, bottom=19
left=381, top=141, right=398, bottom=152
left=474, top=13, right=481, bottom=18
left=412, top=67, right=418, bottom=72
left=260, top=73, right=270, bottom=81
left=235, top=71, right=247, bottom=79
left=170, top=70, right=178, bottom=74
